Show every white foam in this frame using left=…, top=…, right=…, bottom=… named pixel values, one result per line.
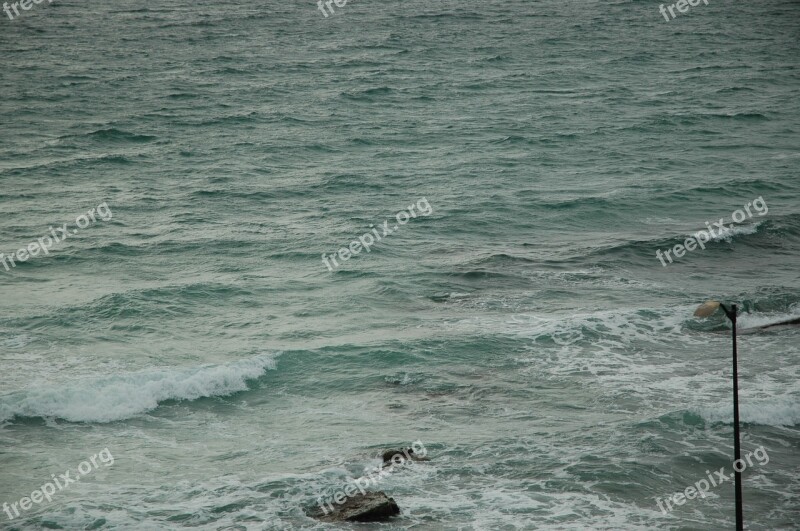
left=0, top=353, right=279, bottom=423
left=456, top=304, right=695, bottom=349
left=1, top=334, right=33, bottom=349
left=737, top=309, right=800, bottom=330
left=704, top=221, right=761, bottom=242
left=692, top=396, right=800, bottom=427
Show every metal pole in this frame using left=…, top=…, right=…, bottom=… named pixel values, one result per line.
left=693, top=300, right=745, bottom=529
left=730, top=304, right=743, bottom=531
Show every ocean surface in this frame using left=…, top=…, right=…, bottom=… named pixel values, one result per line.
left=1, top=0, right=799, bottom=529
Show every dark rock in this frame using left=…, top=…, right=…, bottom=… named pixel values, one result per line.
left=309, top=491, right=400, bottom=523
left=757, top=316, right=800, bottom=330
left=738, top=316, right=800, bottom=334
left=382, top=447, right=429, bottom=467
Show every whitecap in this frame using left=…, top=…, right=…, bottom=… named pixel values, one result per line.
left=0, top=352, right=279, bottom=423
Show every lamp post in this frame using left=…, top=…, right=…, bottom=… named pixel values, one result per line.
left=694, top=300, right=743, bottom=531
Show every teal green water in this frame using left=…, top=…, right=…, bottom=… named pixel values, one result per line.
left=1, top=0, right=799, bottom=529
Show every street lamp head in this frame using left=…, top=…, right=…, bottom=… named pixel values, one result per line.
left=694, top=300, right=721, bottom=318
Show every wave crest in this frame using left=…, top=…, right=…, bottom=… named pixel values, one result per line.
left=0, top=353, right=278, bottom=423
left=691, top=397, right=800, bottom=427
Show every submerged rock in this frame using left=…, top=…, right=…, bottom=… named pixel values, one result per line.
left=309, top=491, right=400, bottom=522
left=382, top=446, right=430, bottom=467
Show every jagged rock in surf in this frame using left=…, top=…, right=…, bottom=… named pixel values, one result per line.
left=308, top=491, right=400, bottom=523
